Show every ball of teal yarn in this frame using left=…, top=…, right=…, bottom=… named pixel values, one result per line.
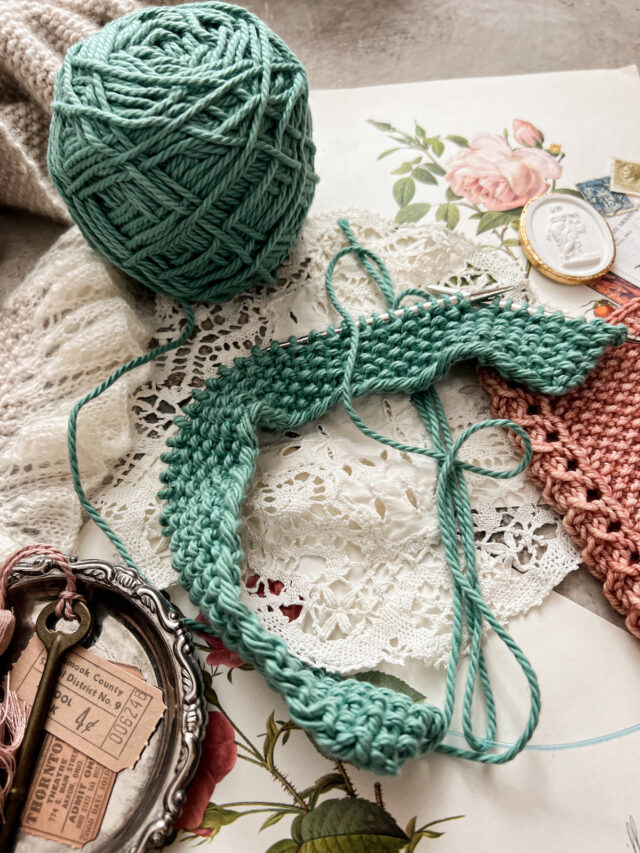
left=47, top=2, right=318, bottom=303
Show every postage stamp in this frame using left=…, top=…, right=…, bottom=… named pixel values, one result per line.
left=611, top=158, right=640, bottom=197
left=577, top=176, right=635, bottom=216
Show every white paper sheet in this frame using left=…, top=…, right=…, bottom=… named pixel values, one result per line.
left=202, top=591, right=640, bottom=853
left=78, top=65, right=640, bottom=851
left=309, top=65, right=640, bottom=318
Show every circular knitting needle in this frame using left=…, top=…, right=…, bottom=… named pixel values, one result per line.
left=271, top=285, right=511, bottom=351
left=269, top=288, right=640, bottom=350
left=0, top=600, right=92, bottom=850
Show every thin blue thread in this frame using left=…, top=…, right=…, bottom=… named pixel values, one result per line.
left=448, top=721, right=640, bottom=752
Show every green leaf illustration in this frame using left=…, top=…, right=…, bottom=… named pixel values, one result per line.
left=427, top=162, right=447, bottom=176
left=263, top=711, right=280, bottom=768
left=200, top=668, right=222, bottom=709
left=368, top=120, right=395, bottom=132
left=261, top=811, right=291, bottom=831
left=445, top=185, right=460, bottom=200
left=393, top=177, right=416, bottom=207
left=199, top=804, right=243, bottom=836
left=476, top=208, right=522, bottom=235
left=392, top=162, right=413, bottom=175
left=446, top=204, right=460, bottom=229
left=301, top=838, right=405, bottom=852
left=431, top=138, right=445, bottom=157
left=291, top=813, right=305, bottom=844
left=265, top=841, right=299, bottom=853
left=353, top=671, right=425, bottom=702
left=300, top=772, right=349, bottom=810
left=294, top=798, right=408, bottom=853
left=412, top=167, right=437, bottom=185
left=446, top=134, right=469, bottom=147
left=415, top=122, right=426, bottom=139
left=406, top=815, right=465, bottom=851
left=394, top=203, right=430, bottom=225
left=436, top=203, right=460, bottom=230
left=377, top=147, right=403, bottom=160
left=553, top=187, right=583, bottom=198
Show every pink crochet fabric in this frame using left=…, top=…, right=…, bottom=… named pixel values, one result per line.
left=479, top=298, right=640, bottom=637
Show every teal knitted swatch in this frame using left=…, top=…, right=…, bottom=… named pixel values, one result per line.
left=159, top=221, right=626, bottom=774
left=48, top=2, right=318, bottom=303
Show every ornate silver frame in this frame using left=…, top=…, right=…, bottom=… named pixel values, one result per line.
left=6, top=556, right=206, bottom=852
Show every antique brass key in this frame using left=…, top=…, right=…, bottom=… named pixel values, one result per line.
left=0, top=598, right=92, bottom=849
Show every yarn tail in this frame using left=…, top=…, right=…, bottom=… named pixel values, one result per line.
left=67, top=301, right=196, bottom=575
left=327, top=220, right=541, bottom=763
left=0, top=677, right=26, bottom=821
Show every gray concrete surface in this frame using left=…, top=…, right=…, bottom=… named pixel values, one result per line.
left=1, top=0, right=632, bottom=632
left=238, top=0, right=640, bottom=89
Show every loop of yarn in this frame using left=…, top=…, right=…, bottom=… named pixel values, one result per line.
left=0, top=544, right=85, bottom=623
left=302, top=221, right=540, bottom=763
left=48, top=2, right=318, bottom=302
left=159, top=221, right=626, bottom=774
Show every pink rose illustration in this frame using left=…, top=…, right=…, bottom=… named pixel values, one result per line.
left=512, top=119, right=543, bottom=147
left=176, top=711, right=237, bottom=836
left=445, top=133, right=561, bottom=211
left=196, top=613, right=245, bottom=668
left=246, top=574, right=303, bottom=622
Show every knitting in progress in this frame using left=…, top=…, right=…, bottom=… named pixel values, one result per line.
left=48, top=2, right=318, bottom=302
left=160, top=221, right=626, bottom=774
left=479, top=298, right=640, bottom=638
left=0, top=212, right=583, bottom=682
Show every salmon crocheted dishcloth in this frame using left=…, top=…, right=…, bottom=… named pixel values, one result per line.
left=479, top=298, right=640, bottom=637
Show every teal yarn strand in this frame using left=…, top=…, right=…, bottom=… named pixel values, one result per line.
left=324, top=221, right=539, bottom=763
left=67, top=302, right=195, bottom=574
left=159, top=222, right=626, bottom=774
left=48, top=2, right=318, bottom=302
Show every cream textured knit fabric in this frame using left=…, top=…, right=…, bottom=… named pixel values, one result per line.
left=0, top=0, right=187, bottom=222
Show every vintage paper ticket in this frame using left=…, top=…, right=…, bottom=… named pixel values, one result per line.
left=20, top=662, right=146, bottom=849
left=21, top=734, right=116, bottom=849
left=12, top=637, right=165, bottom=772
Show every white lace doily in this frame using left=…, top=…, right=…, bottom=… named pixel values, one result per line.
left=0, top=210, right=580, bottom=671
